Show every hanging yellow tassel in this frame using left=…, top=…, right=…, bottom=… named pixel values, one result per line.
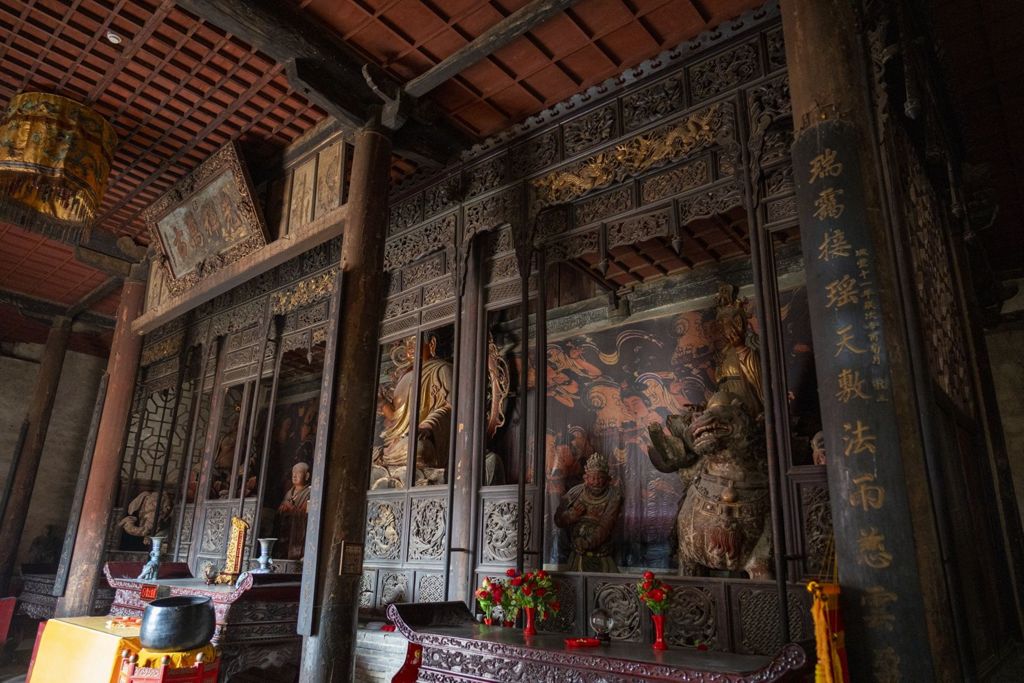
left=808, top=581, right=848, bottom=683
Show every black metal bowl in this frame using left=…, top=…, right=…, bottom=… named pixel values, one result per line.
left=139, top=596, right=215, bottom=652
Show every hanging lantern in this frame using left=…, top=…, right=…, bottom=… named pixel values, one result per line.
left=0, top=92, right=117, bottom=241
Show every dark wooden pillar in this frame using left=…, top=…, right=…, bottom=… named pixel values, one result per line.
left=783, top=0, right=961, bottom=679
left=56, top=269, right=146, bottom=617
left=447, top=237, right=483, bottom=604
left=299, top=123, right=392, bottom=682
left=0, top=315, right=72, bottom=595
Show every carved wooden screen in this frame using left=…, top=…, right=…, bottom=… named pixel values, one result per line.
left=367, top=1, right=821, bottom=652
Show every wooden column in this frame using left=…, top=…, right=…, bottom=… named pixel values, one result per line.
left=0, top=315, right=72, bottom=595
left=56, top=269, right=146, bottom=617
left=299, top=123, right=392, bottom=682
left=782, top=0, right=960, bottom=679
left=447, top=237, right=483, bottom=603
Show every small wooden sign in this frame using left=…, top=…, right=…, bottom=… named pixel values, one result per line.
left=339, top=541, right=363, bottom=575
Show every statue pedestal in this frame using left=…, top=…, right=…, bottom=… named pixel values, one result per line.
left=103, top=562, right=301, bottom=679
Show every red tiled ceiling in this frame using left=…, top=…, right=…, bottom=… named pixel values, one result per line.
left=294, top=0, right=765, bottom=137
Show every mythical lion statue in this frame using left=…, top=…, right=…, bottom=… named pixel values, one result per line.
left=647, top=390, right=771, bottom=579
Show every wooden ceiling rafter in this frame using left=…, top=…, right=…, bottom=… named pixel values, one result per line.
left=93, top=54, right=283, bottom=227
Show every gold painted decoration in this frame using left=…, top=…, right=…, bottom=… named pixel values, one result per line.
left=0, top=92, right=117, bottom=240
left=270, top=268, right=338, bottom=315
left=214, top=515, right=250, bottom=584
left=531, top=102, right=725, bottom=206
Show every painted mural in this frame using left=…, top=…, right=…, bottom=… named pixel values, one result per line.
left=542, top=286, right=815, bottom=572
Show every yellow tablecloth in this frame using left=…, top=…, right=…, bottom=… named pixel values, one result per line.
left=28, top=616, right=218, bottom=682
left=29, top=616, right=138, bottom=683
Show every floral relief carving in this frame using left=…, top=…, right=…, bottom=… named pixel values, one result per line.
left=688, top=40, right=761, bottom=102
left=384, top=290, right=421, bottom=320
left=623, top=76, right=685, bottom=132
left=200, top=506, right=228, bottom=554
left=666, top=585, right=717, bottom=648
left=140, top=333, right=184, bottom=367
left=384, top=213, right=457, bottom=272
left=390, top=196, right=423, bottom=234
left=593, top=583, right=641, bottom=641
left=575, top=186, right=633, bottom=226
left=360, top=570, right=376, bottom=608
left=465, top=155, right=507, bottom=199
left=640, top=158, right=711, bottom=204
left=464, top=187, right=521, bottom=240
left=424, top=175, right=461, bottom=218
left=409, top=498, right=447, bottom=561
left=607, top=208, right=671, bottom=249
left=802, top=485, right=833, bottom=577
left=380, top=571, right=409, bottom=606
left=366, top=499, right=403, bottom=561
left=677, top=181, right=743, bottom=225
left=423, top=276, right=455, bottom=306
left=404, top=253, right=446, bottom=288
left=482, top=499, right=532, bottom=563
left=563, top=106, right=618, bottom=156
left=546, top=229, right=600, bottom=262
left=511, top=130, right=560, bottom=178
left=765, top=196, right=797, bottom=224
left=901, top=141, right=974, bottom=413
left=766, top=27, right=786, bottom=71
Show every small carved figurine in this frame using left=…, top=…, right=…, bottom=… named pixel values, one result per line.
left=118, top=491, right=173, bottom=541
left=812, top=431, right=827, bottom=466
left=554, top=452, right=624, bottom=573
left=647, top=390, right=771, bottom=579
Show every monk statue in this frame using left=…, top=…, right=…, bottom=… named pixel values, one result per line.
left=276, top=461, right=312, bottom=560
left=647, top=390, right=771, bottom=579
left=554, top=452, right=624, bottom=573
left=372, top=333, right=453, bottom=489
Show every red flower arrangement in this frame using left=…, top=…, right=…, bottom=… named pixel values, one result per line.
left=474, top=577, right=505, bottom=624
left=507, top=569, right=560, bottom=618
left=636, top=570, right=672, bottom=615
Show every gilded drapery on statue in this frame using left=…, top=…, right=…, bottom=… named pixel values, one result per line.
left=372, top=331, right=453, bottom=489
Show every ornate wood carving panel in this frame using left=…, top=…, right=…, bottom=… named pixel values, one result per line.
left=481, top=497, right=533, bottom=564
left=591, top=580, right=642, bottom=642
left=409, top=496, right=448, bottom=562
left=366, top=498, right=405, bottom=562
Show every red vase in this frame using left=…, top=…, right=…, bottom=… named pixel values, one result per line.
left=651, top=614, right=667, bottom=651
left=484, top=617, right=494, bottom=626
left=523, top=607, right=537, bottom=636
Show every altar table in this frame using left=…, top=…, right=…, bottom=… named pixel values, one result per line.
left=387, top=602, right=811, bottom=682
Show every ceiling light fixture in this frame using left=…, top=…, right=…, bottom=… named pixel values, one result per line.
left=105, top=30, right=123, bottom=45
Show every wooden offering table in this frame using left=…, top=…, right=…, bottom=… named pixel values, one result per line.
left=103, top=562, right=302, bottom=679
left=387, top=602, right=810, bottom=683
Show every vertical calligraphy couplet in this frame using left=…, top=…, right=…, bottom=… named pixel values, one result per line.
left=793, top=119, right=935, bottom=680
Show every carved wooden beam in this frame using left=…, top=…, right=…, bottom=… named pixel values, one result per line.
left=132, top=204, right=348, bottom=335
left=0, top=289, right=115, bottom=330
left=404, top=0, right=583, bottom=98
left=66, top=277, right=123, bottom=319
left=177, top=0, right=468, bottom=165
